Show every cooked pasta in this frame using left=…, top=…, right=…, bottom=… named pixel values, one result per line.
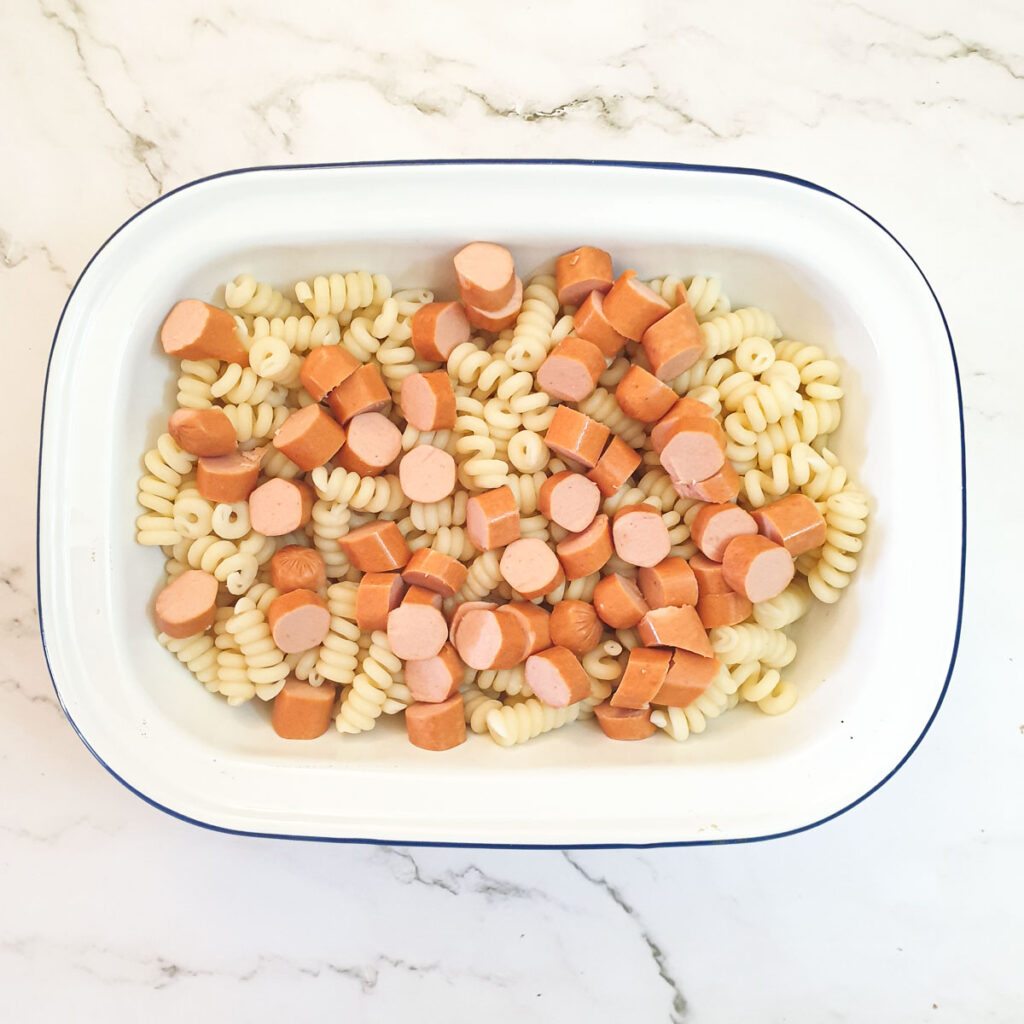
left=223, top=274, right=302, bottom=319
left=485, top=697, right=581, bottom=747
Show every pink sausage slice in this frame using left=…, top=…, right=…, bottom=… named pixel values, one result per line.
left=399, top=371, right=457, bottom=431
left=355, top=572, right=407, bottom=632
left=406, top=694, right=467, bottom=751
left=611, top=503, right=671, bottom=568
left=555, top=514, right=614, bottom=580
left=398, top=446, right=457, bottom=503
left=638, top=556, right=698, bottom=609
left=594, top=702, right=656, bottom=741
left=249, top=478, right=314, bottom=537
left=299, top=345, right=360, bottom=402
left=658, top=418, right=727, bottom=484
left=650, top=397, right=716, bottom=453
left=637, top=606, right=713, bottom=657
left=271, top=546, right=327, bottom=594
left=273, top=405, right=347, bottom=472
left=601, top=271, right=670, bottom=342
left=691, top=503, right=758, bottom=562
left=500, top=602, right=551, bottom=658
left=499, top=538, right=565, bottom=600
left=160, top=299, right=249, bottom=365
left=524, top=646, right=590, bottom=708
left=555, top=246, right=614, bottom=308
left=751, top=493, right=828, bottom=556
left=573, top=291, right=629, bottom=359
left=640, top=300, right=704, bottom=381
left=450, top=600, right=498, bottom=647
left=720, top=535, right=795, bottom=603
left=196, top=447, right=265, bottom=504
left=454, top=608, right=528, bottom=670
left=387, top=600, right=448, bottom=660
left=404, top=643, right=465, bottom=703
left=410, top=302, right=472, bottom=362
left=536, top=337, right=606, bottom=402
left=154, top=569, right=219, bottom=639
left=454, top=242, right=516, bottom=310
left=336, top=411, right=402, bottom=478
left=464, top=277, right=523, bottom=332
left=168, top=408, right=238, bottom=457
left=593, top=573, right=649, bottom=629
left=538, top=471, right=601, bottom=533
left=267, top=589, right=331, bottom=654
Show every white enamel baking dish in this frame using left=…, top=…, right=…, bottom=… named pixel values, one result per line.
left=37, top=161, right=964, bottom=847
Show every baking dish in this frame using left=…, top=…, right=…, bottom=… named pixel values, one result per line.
left=37, top=160, right=964, bottom=846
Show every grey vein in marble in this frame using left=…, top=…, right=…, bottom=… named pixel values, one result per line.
left=380, top=847, right=551, bottom=903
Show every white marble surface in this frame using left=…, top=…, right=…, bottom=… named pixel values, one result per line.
left=2, top=0, right=1021, bottom=1019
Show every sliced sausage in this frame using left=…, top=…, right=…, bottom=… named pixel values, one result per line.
left=691, top=503, right=758, bottom=562
left=696, top=590, right=753, bottom=629
left=587, top=436, right=642, bottom=498
left=499, top=537, right=565, bottom=600
left=673, top=462, right=741, bottom=504
left=273, top=404, right=347, bottom=471
left=544, top=406, right=610, bottom=469
left=555, top=245, right=614, bottom=308
left=399, top=370, right=457, bottom=431
left=501, top=602, right=552, bottom=658
left=326, top=362, right=391, bottom=423
left=454, top=608, right=528, bottom=670
left=450, top=600, right=498, bottom=647
left=524, top=646, right=590, bottom=708
left=465, top=486, right=521, bottom=551
left=689, top=552, right=732, bottom=596
left=658, top=418, right=727, bottom=484
left=536, top=337, right=606, bottom=402
left=637, top=606, right=713, bottom=657
left=154, top=569, right=219, bottom=639
left=271, top=545, right=327, bottom=594
left=335, top=411, right=402, bottom=477
left=573, top=290, right=629, bottom=358
left=614, top=366, right=678, bottom=423
left=249, top=478, right=314, bottom=536
left=398, top=446, right=457, bottom=502
left=548, top=600, right=603, bottom=656
left=601, top=270, right=670, bottom=342
left=267, top=589, right=331, bottom=653
left=611, top=503, right=671, bottom=568
left=402, top=548, right=469, bottom=598
left=405, top=694, right=467, bottom=751
left=751, top=493, right=828, bottom=556
left=387, top=596, right=448, bottom=660
left=196, top=447, right=266, bottom=503
left=654, top=650, right=721, bottom=707
left=609, top=646, right=672, bottom=709
left=168, top=408, right=238, bottom=457
left=355, top=571, right=406, bottom=632
left=720, top=535, right=795, bottom=603
left=453, top=242, right=516, bottom=310
left=640, top=300, right=704, bottom=381
left=402, top=584, right=444, bottom=611
left=593, top=573, right=649, bottom=629
left=404, top=644, right=465, bottom=703
left=271, top=678, right=337, bottom=739
left=410, top=302, right=471, bottom=362
left=160, top=299, right=249, bottom=364
left=539, top=471, right=601, bottom=533
left=555, top=513, right=613, bottom=580
left=650, top=397, right=716, bottom=452
left=464, top=277, right=523, bottom=332
left=637, top=556, right=698, bottom=609
left=594, top=701, right=656, bottom=740
left=299, top=345, right=360, bottom=402
left=339, top=521, right=412, bottom=572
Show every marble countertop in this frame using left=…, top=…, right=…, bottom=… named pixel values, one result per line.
left=3, top=1, right=1021, bottom=1020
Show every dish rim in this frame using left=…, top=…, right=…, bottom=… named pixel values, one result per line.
left=36, top=158, right=966, bottom=849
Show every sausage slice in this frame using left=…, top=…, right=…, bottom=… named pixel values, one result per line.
left=654, top=650, right=721, bottom=707
left=587, top=436, right=642, bottom=498
left=327, top=363, right=390, bottom=424
left=555, top=246, right=614, bottom=308
left=536, top=337, right=606, bottom=402
left=614, top=366, right=678, bottom=422
left=466, top=486, right=521, bottom=552
left=609, top=647, right=672, bottom=709
left=399, top=370, right=457, bottom=431
left=637, top=606, right=713, bottom=657
left=539, top=471, right=601, bottom=533
left=160, top=299, right=249, bottom=364
left=267, top=589, right=331, bottom=653
left=405, top=694, right=467, bottom=751
left=548, top=600, right=603, bottom=656
left=524, top=646, right=590, bottom=708
left=601, top=270, right=670, bottom=342
left=573, top=290, right=629, bottom=358
left=594, top=573, right=649, bottom=629
left=611, top=503, right=671, bottom=568
left=168, top=408, right=238, bottom=457
left=410, top=302, right=471, bottom=362
left=499, top=537, right=565, bottom=600
left=399, top=446, right=457, bottom=503
left=196, top=447, right=265, bottom=503
left=594, top=701, right=656, bottom=740
left=271, top=545, right=327, bottom=594
left=300, top=345, right=360, bottom=402
left=154, top=569, right=219, bottom=639
left=335, top=411, right=402, bottom=477
left=249, top=478, right=315, bottom=536
left=355, top=572, right=407, bottom=632
left=404, top=644, right=465, bottom=703
left=691, top=503, right=758, bottom=562
left=339, top=522, right=412, bottom=572
left=555, top=513, right=613, bottom=580
left=544, top=406, right=610, bottom=469
left=272, top=678, right=337, bottom=739
left=273, top=404, right=347, bottom=472
left=720, top=535, right=795, bottom=603
left=751, top=493, right=827, bottom=556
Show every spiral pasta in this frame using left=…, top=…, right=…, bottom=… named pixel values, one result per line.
left=294, top=271, right=385, bottom=319
left=245, top=313, right=342, bottom=352
left=335, top=630, right=402, bottom=734
left=650, top=666, right=741, bottom=741
left=797, top=486, right=869, bottom=603
left=504, top=275, right=559, bottom=372
left=221, top=401, right=290, bottom=446
left=310, top=466, right=408, bottom=513
left=475, top=665, right=532, bottom=697
left=578, top=641, right=623, bottom=718
left=172, top=487, right=214, bottom=540
left=460, top=551, right=502, bottom=600
left=314, top=582, right=361, bottom=685
left=710, top=623, right=797, bottom=668
left=247, top=335, right=303, bottom=388
left=463, top=685, right=503, bottom=734
left=136, top=434, right=197, bottom=545
left=174, top=535, right=260, bottom=595
left=406, top=492, right=468, bottom=534
left=752, top=581, right=813, bottom=631
left=158, top=630, right=219, bottom=688
left=224, top=583, right=289, bottom=699
left=176, top=358, right=219, bottom=409
left=310, top=499, right=353, bottom=579
left=223, top=275, right=302, bottom=319
left=485, top=697, right=581, bottom=747
left=699, top=307, right=781, bottom=359
left=575, top=387, right=647, bottom=448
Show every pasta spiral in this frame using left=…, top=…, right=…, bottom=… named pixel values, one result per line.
left=335, top=630, right=402, bottom=734
left=158, top=630, right=219, bottom=687
left=752, top=582, right=813, bottom=630
left=406, top=492, right=468, bottom=534
left=311, top=499, right=353, bottom=579
left=223, top=275, right=302, bottom=319
left=221, top=401, right=290, bottom=445
left=475, top=665, right=532, bottom=698
left=136, top=434, right=197, bottom=545
left=485, top=697, right=581, bottom=747
left=575, top=388, right=646, bottom=448
left=174, top=535, right=260, bottom=595
left=460, top=551, right=502, bottom=600
left=245, top=313, right=341, bottom=352
left=315, top=582, right=361, bottom=685
left=463, top=685, right=503, bottom=734
left=225, top=584, right=290, bottom=698
left=650, top=666, right=741, bottom=741
left=210, top=363, right=283, bottom=406
left=504, top=276, right=559, bottom=372
left=579, top=641, right=624, bottom=719
left=294, top=271, right=384, bottom=319
left=699, top=307, right=781, bottom=359
left=797, top=486, right=869, bottom=603
left=310, top=466, right=408, bottom=513
left=176, top=359, right=219, bottom=409
left=710, top=623, right=797, bottom=668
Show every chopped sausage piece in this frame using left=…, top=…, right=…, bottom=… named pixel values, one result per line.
left=525, top=646, right=590, bottom=708
left=327, top=363, right=390, bottom=423
left=573, top=290, right=629, bottom=358
left=410, top=302, right=471, bottom=362
left=638, top=557, right=698, bottom=609
left=720, top=535, right=795, bottom=603
left=450, top=601, right=498, bottom=647
left=196, top=447, right=265, bottom=503
left=637, top=606, right=713, bottom=657
left=453, top=242, right=516, bottom=310
left=399, top=370, right=457, bottom=431
left=405, top=694, right=467, bottom=751
left=751, top=493, right=828, bottom=556
left=454, top=608, right=529, bottom=670
left=555, top=246, right=614, bottom=308
left=641, top=301, right=704, bottom=381
left=614, top=366, right=678, bottom=423
left=544, top=405, right=610, bottom=469
left=355, top=572, right=406, bottom=632
left=333, top=411, right=402, bottom=477
left=248, top=478, right=314, bottom=536
left=555, top=513, right=614, bottom=580
left=593, top=701, right=656, bottom=740
left=271, top=678, right=337, bottom=739
left=539, top=471, right=601, bottom=533
left=654, top=650, right=722, bottom=707
left=299, top=345, right=360, bottom=402
left=689, top=552, right=732, bottom=596
left=399, top=446, right=457, bottom=502
left=168, top=408, right=237, bottom=457
left=611, top=503, right=671, bottom=568
left=650, top=397, right=716, bottom=452
left=594, top=573, right=649, bottom=629
left=601, top=270, right=670, bottom=342
left=402, top=548, right=469, bottom=598
left=402, top=585, right=444, bottom=611
left=658, top=417, right=727, bottom=484
left=273, top=404, right=347, bottom=471
left=463, top=277, right=524, bottom=332
left=587, top=436, right=642, bottom=498
left=609, top=647, right=672, bottom=709
left=267, top=589, right=331, bottom=653
left=271, top=545, right=327, bottom=594
left=536, top=337, right=606, bottom=402
left=696, top=590, right=752, bottom=629
left=404, top=643, right=465, bottom=703
left=339, top=522, right=411, bottom=572
left=154, top=569, right=219, bottom=639
left=499, top=537, right=565, bottom=600
left=160, top=299, right=249, bottom=364
left=691, top=503, right=758, bottom=562
left=501, top=602, right=552, bottom=658
left=465, top=486, right=521, bottom=551
left=387, top=597, right=448, bottom=660
left=548, top=600, right=603, bottom=656
left=672, top=463, right=741, bottom=503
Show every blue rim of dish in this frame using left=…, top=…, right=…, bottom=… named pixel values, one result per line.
left=36, top=158, right=966, bottom=850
